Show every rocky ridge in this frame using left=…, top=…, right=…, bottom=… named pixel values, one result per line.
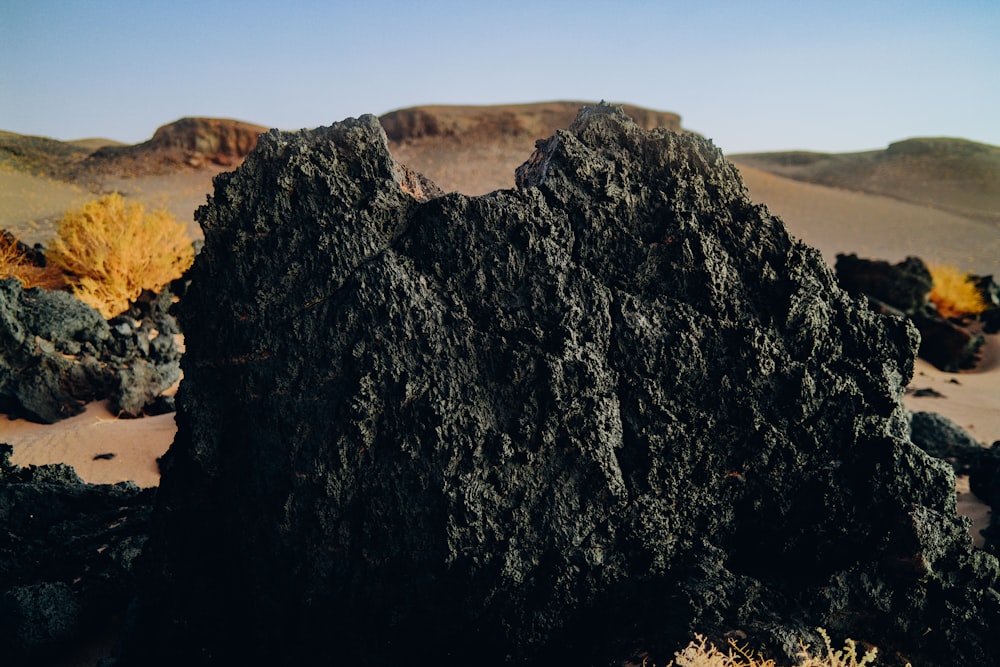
left=835, top=253, right=999, bottom=371
left=80, top=117, right=268, bottom=175
left=384, top=101, right=684, bottom=195
left=0, top=445, right=153, bottom=666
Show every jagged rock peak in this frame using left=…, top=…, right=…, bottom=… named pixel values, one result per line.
left=119, top=104, right=999, bottom=667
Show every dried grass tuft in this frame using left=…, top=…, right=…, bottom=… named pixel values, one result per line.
left=654, top=628, right=908, bottom=667
left=47, top=193, right=194, bottom=318
left=0, top=232, right=66, bottom=290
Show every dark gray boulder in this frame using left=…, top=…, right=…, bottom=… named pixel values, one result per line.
left=834, top=254, right=987, bottom=371
left=969, top=441, right=1000, bottom=555
left=834, top=254, right=933, bottom=316
left=909, top=410, right=986, bottom=475
left=0, top=444, right=153, bottom=666
left=120, top=105, right=1000, bottom=666
left=0, top=278, right=182, bottom=422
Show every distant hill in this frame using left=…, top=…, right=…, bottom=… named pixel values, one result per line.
left=67, top=137, right=126, bottom=151
left=381, top=101, right=681, bottom=142
left=731, top=138, right=1000, bottom=225
left=81, top=117, right=269, bottom=177
left=0, top=117, right=268, bottom=184
left=0, top=130, right=95, bottom=177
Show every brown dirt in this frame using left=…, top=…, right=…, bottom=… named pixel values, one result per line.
left=735, top=163, right=1000, bottom=278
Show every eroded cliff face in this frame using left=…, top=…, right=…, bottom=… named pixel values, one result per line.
left=120, top=105, right=999, bottom=666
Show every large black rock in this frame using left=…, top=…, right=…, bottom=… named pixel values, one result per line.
left=120, top=105, right=1000, bottom=666
left=909, top=410, right=987, bottom=476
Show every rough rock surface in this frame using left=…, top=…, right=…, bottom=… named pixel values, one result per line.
left=0, top=279, right=182, bottom=422
left=0, top=445, right=153, bottom=666
left=906, top=412, right=1000, bottom=551
left=118, top=105, right=1000, bottom=666
left=383, top=102, right=686, bottom=196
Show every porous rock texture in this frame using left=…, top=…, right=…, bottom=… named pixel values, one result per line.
left=908, top=411, right=1000, bottom=553
left=120, top=105, right=1000, bottom=666
left=0, top=279, right=182, bottom=422
left=0, top=445, right=152, bottom=666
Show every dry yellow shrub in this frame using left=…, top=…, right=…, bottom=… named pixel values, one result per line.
left=660, top=629, right=909, bottom=667
left=0, top=233, right=66, bottom=290
left=665, top=633, right=776, bottom=666
left=47, top=193, right=194, bottom=318
left=928, top=263, right=988, bottom=319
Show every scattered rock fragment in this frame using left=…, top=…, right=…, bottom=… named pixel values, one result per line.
left=908, top=410, right=985, bottom=475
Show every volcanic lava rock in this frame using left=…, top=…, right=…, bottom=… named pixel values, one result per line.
left=969, top=441, right=1000, bottom=555
left=835, top=254, right=933, bottom=316
left=835, top=253, right=986, bottom=371
left=908, top=410, right=986, bottom=475
left=0, top=278, right=182, bottom=422
left=120, top=105, right=1000, bottom=666
left=0, top=445, right=153, bottom=666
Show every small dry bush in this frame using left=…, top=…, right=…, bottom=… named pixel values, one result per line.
left=47, top=193, right=194, bottom=318
left=661, top=628, right=908, bottom=667
left=0, top=233, right=65, bottom=289
left=928, top=263, right=988, bottom=319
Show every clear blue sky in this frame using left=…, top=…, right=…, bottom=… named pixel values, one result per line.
left=2, top=0, right=997, bottom=154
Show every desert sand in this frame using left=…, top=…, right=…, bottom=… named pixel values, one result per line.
left=904, top=338, right=1000, bottom=548
left=735, top=163, right=1000, bottom=278
left=3, top=401, right=174, bottom=488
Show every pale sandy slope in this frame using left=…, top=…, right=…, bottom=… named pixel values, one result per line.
left=0, top=170, right=94, bottom=245
left=734, top=163, right=1000, bottom=278
left=0, top=169, right=219, bottom=245
left=3, top=402, right=173, bottom=488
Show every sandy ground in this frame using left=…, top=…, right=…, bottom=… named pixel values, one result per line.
left=0, top=169, right=218, bottom=245
left=735, top=163, right=1000, bottom=279
left=0, top=170, right=93, bottom=245
left=903, top=338, right=1000, bottom=548
left=2, top=401, right=174, bottom=488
